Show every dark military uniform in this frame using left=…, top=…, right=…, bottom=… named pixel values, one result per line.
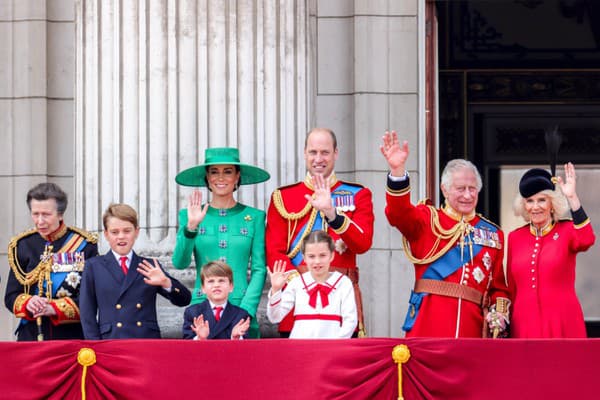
left=4, top=223, right=98, bottom=341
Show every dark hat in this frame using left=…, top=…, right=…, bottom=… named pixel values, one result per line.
left=518, top=168, right=554, bottom=198
left=175, top=147, right=270, bottom=187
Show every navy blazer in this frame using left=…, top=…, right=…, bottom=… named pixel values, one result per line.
left=182, top=300, right=250, bottom=339
left=80, top=252, right=191, bottom=339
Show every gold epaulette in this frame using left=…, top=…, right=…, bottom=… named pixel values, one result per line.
left=476, top=214, right=502, bottom=231
left=8, top=228, right=37, bottom=248
left=7, top=228, right=38, bottom=283
left=68, top=226, right=99, bottom=244
left=338, top=180, right=365, bottom=189
left=275, top=181, right=303, bottom=191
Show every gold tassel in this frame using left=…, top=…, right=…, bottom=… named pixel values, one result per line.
left=392, top=345, right=411, bottom=400
left=78, top=348, right=97, bottom=400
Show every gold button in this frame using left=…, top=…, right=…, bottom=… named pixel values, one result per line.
left=137, top=321, right=142, bottom=327
left=116, top=322, right=123, bottom=328
left=116, top=304, right=122, bottom=310
left=136, top=303, right=142, bottom=309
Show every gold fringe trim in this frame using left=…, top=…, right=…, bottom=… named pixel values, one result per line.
left=68, top=226, right=99, bottom=244
left=272, top=189, right=313, bottom=221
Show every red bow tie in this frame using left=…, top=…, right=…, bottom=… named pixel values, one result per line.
left=308, top=284, right=332, bottom=309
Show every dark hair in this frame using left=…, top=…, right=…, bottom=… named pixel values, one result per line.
left=26, top=183, right=68, bottom=215
left=200, top=261, right=234, bottom=285
left=301, top=230, right=335, bottom=254
left=304, top=128, right=338, bottom=150
left=204, top=165, right=241, bottom=191
left=102, top=203, right=139, bottom=230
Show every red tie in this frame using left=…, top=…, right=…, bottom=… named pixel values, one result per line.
left=308, top=284, right=333, bottom=309
left=119, top=256, right=128, bottom=275
left=214, top=306, right=223, bottom=322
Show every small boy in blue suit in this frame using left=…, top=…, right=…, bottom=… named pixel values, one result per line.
left=182, top=261, right=250, bottom=340
left=80, top=203, right=191, bottom=339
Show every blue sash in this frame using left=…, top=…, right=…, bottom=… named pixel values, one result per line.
left=288, top=183, right=362, bottom=266
left=22, top=236, right=89, bottom=327
left=402, top=218, right=497, bottom=332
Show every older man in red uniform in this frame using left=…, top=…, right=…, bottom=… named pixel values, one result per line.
left=266, top=128, right=374, bottom=337
left=380, top=131, right=509, bottom=338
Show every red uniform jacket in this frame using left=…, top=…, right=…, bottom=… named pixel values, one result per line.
left=266, top=173, right=374, bottom=331
left=507, top=207, right=595, bottom=338
left=385, top=175, right=509, bottom=338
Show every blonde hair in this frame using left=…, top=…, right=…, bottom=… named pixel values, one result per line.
left=103, top=203, right=139, bottom=230
left=513, top=188, right=569, bottom=223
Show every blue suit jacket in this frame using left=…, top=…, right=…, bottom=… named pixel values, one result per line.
left=80, top=252, right=191, bottom=339
left=182, top=300, right=250, bottom=339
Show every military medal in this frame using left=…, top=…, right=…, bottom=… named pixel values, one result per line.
left=334, top=193, right=356, bottom=212
left=472, top=227, right=501, bottom=249
left=52, top=252, right=85, bottom=272
left=473, top=267, right=485, bottom=284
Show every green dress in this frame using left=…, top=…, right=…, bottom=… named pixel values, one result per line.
left=172, top=203, right=266, bottom=338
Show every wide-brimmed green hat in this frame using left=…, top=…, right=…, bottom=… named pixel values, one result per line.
left=175, top=147, right=270, bottom=187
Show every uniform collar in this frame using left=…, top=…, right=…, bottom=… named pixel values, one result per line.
left=441, top=202, right=476, bottom=222
left=41, top=221, right=68, bottom=242
left=529, top=221, right=555, bottom=237
left=304, top=172, right=338, bottom=190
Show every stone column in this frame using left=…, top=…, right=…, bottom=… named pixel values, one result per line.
left=0, top=0, right=77, bottom=340
left=75, top=0, right=313, bottom=337
left=314, top=1, right=424, bottom=337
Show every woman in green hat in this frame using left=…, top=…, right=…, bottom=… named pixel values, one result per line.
left=173, top=148, right=270, bottom=338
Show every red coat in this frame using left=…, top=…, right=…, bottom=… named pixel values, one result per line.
left=507, top=214, right=595, bottom=338
left=385, top=177, right=508, bottom=338
left=266, top=173, right=374, bottom=331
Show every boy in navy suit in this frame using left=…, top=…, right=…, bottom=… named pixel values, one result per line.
left=182, top=261, right=250, bottom=340
left=80, top=203, right=191, bottom=339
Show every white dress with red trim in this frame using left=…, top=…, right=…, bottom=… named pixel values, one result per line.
left=267, top=271, right=357, bottom=338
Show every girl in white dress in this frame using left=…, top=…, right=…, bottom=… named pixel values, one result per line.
left=267, top=230, right=357, bottom=338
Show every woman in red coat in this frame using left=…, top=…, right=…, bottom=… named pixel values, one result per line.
left=507, top=163, right=595, bottom=338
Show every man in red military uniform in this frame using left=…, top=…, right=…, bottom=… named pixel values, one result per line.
left=266, top=128, right=374, bottom=337
left=380, top=131, right=509, bottom=338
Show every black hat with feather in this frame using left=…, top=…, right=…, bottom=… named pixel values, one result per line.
left=518, top=126, right=562, bottom=198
